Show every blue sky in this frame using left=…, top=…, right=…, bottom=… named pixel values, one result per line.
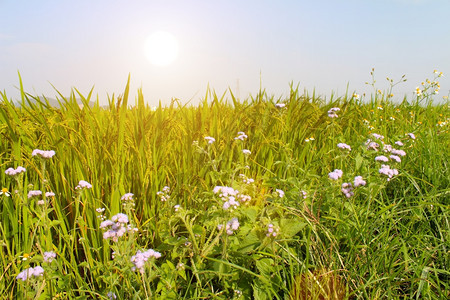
left=1, top=0, right=449, bottom=105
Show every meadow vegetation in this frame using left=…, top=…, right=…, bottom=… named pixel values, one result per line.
left=0, top=72, right=449, bottom=299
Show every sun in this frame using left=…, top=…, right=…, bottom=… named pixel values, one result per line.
left=144, top=31, right=179, bottom=66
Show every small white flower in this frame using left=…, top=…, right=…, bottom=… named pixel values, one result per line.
left=32, top=149, right=56, bottom=159
left=234, top=131, right=248, bottom=140
left=275, top=103, right=286, bottom=108
left=337, top=143, right=351, bottom=151
left=204, top=136, right=215, bottom=144
left=76, top=180, right=92, bottom=190
left=390, top=155, right=401, bottom=163
left=4, top=166, right=26, bottom=176
left=28, top=190, right=42, bottom=199
left=242, top=149, right=251, bottom=155
left=328, top=169, right=343, bottom=180
left=375, top=156, right=389, bottom=162
left=43, top=251, right=57, bottom=263
left=276, top=189, right=285, bottom=198
left=353, top=176, right=366, bottom=187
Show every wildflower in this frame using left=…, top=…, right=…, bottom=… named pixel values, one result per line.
left=130, top=249, right=162, bottom=273
left=204, top=136, right=215, bottom=144
left=32, top=149, right=56, bottom=159
left=43, top=251, right=57, bottom=263
left=75, top=180, right=92, bottom=190
left=238, top=194, right=251, bottom=202
left=415, top=87, right=422, bottom=96
left=341, top=182, right=354, bottom=198
left=390, top=155, right=401, bottom=163
left=366, top=140, right=380, bottom=151
left=353, top=176, right=366, bottom=187
left=337, top=143, right=351, bottom=151
left=275, top=103, right=286, bottom=108
left=242, top=149, right=251, bottom=155
left=157, top=187, right=170, bottom=202
left=395, top=141, right=404, bottom=146
left=383, top=144, right=393, bottom=153
left=239, top=174, right=255, bottom=184
left=391, top=149, right=406, bottom=156
left=174, top=204, right=180, bottom=212
left=379, top=165, right=399, bottom=181
left=377, top=105, right=383, bottom=110
left=328, top=107, right=340, bottom=118
left=121, top=193, right=134, bottom=201
left=101, top=213, right=136, bottom=242
left=16, top=266, right=45, bottom=281
left=1, top=188, right=11, bottom=197
left=407, top=133, right=416, bottom=140
left=45, top=192, right=55, bottom=198
left=225, top=218, right=240, bottom=235
left=20, top=253, right=32, bottom=261
left=4, top=166, right=26, bottom=176
left=305, top=137, right=315, bottom=142
left=372, top=133, right=384, bottom=140
left=37, top=200, right=46, bottom=206
left=213, top=186, right=242, bottom=210
left=266, top=223, right=279, bottom=238
left=375, top=156, right=389, bottom=162
left=107, top=292, right=117, bottom=300
left=328, top=169, right=343, bottom=180
left=234, top=131, right=248, bottom=140
left=300, top=190, right=307, bottom=199
left=276, top=189, right=285, bottom=198
left=28, top=190, right=42, bottom=199
left=352, top=93, right=360, bottom=100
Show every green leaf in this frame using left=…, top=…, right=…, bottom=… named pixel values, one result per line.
left=280, top=217, right=306, bottom=238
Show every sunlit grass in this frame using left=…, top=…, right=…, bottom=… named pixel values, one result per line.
left=0, top=72, right=449, bottom=299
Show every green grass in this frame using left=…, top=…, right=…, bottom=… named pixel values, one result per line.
left=0, top=74, right=449, bottom=299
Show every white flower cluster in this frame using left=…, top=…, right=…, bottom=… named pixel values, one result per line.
left=239, top=174, right=254, bottom=184
left=130, top=249, right=162, bottom=273
left=353, top=176, right=366, bottom=187
left=43, top=251, right=57, bottom=263
left=32, top=149, right=56, bottom=159
left=341, top=183, right=354, bottom=198
left=75, top=180, right=92, bottom=190
left=5, top=166, right=26, bottom=176
left=328, top=107, right=340, bottom=118
left=28, top=190, right=42, bottom=199
left=16, top=266, right=44, bottom=281
left=266, top=224, right=279, bottom=237
left=100, top=213, right=137, bottom=242
left=121, top=193, right=134, bottom=202
left=234, top=131, right=248, bottom=141
left=157, top=186, right=170, bottom=202
left=328, top=169, right=343, bottom=180
left=218, top=217, right=240, bottom=235
left=337, top=143, right=351, bottom=151
left=300, top=190, right=307, bottom=199
left=275, top=189, right=285, bottom=198
left=204, top=136, right=215, bottom=144
left=213, top=186, right=251, bottom=210
left=379, top=165, right=399, bottom=181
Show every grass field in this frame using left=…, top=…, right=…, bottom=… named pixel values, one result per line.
left=0, top=73, right=449, bottom=299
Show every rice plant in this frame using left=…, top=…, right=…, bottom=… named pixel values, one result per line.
left=0, top=71, right=448, bottom=299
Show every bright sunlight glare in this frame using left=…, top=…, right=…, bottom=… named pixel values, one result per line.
left=144, top=31, right=179, bottom=67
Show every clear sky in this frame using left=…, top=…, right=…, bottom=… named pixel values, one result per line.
left=1, top=0, right=449, bottom=105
